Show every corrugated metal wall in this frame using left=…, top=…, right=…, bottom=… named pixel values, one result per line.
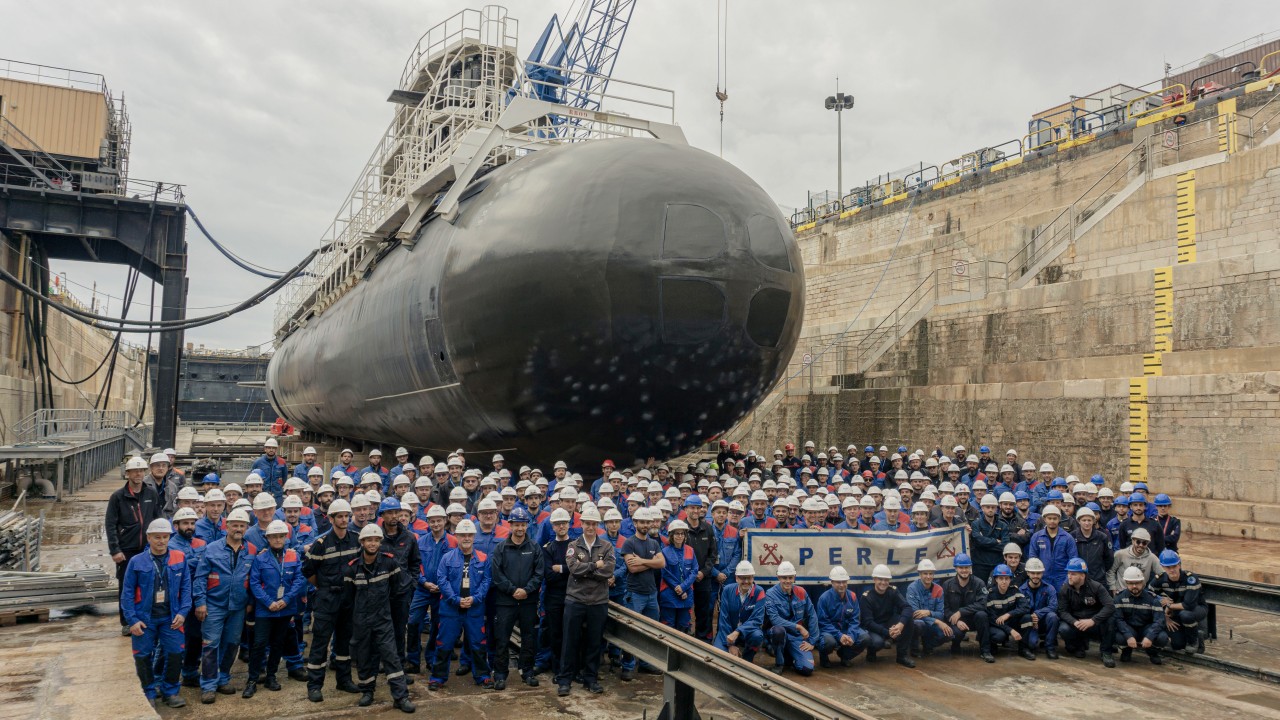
left=0, top=78, right=107, bottom=160
left=1168, top=39, right=1280, bottom=94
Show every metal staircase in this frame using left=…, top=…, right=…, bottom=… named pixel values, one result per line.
left=0, top=115, right=75, bottom=190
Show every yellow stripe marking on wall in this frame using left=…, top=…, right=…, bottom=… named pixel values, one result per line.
left=1176, top=172, right=1196, bottom=264
left=1129, top=377, right=1149, bottom=482
left=1218, top=98, right=1238, bottom=155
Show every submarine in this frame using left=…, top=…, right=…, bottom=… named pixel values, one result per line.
left=266, top=7, right=803, bottom=467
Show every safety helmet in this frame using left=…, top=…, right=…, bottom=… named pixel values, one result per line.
left=455, top=519, right=476, bottom=534
left=359, top=524, right=384, bottom=540
left=735, top=561, right=756, bottom=576
left=992, top=564, right=1013, bottom=578
left=146, top=519, right=173, bottom=535
left=550, top=508, right=571, bottom=523
left=870, top=564, right=892, bottom=580
left=911, top=502, right=929, bottom=514
left=125, top=456, right=149, bottom=471
left=776, top=561, right=797, bottom=577
left=580, top=507, right=602, bottom=523
left=252, top=494, right=277, bottom=511
left=1040, top=504, right=1061, bottom=516
left=148, top=453, right=171, bottom=466
left=1153, top=493, right=1172, bottom=506
left=226, top=509, right=251, bottom=524
left=204, top=488, right=226, bottom=502
left=1159, top=550, right=1181, bottom=567
left=1131, top=528, right=1152, bottom=543
left=1003, top=543, right=1022, bottom=556
left=172, top=508, right=199, bottom=523
left=266, top=520, right=290, bottom=535
left=1025, top=558, right=1046, bottom=573
left=176, top=486, right=201, bottom=502
left=264, top=438, right=279, bottom=448
left=425, top=504, right=446, bottom=519
left=953, top=553, right=973, bottom=568
left=282, top=495, right=303, bottom=509
left=349, top=495, right=371, bottom=509
left=667, top=519, right=688, bottom=533
left=1065, top=558, right=1088, bottom=573
left=328, top=499, right=352, bottom=515
left=1076, top=507, right=1096, bottom=519
left=980, top=494, right=998, bottom=507
left=283, top=479, right=308, bottom=492
left=829, top=566, right=850, bottom=582
left=1122, top=566, right=1146, bottom=583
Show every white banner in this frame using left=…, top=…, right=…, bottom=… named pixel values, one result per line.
left=742, top=526, right=970, bottom=583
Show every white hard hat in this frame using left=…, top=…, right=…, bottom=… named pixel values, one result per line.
left=125, top=456, right=148, bottom=471
left=801, top=497, right=826, bottom=513
left=728, top=500, right=745, bottom=512
left=911, top=501, right=929, bottom=514
left=252, top=494, right=277, bottom=511
left=1022, top=461, right=1037, bottom=471
left=554, top=460, right=568, bottom=470
left=1076, top=507, right=1096, bottom=519
left=776, top=561, right=797, bottom=577
left=1098, top=487, right=1115, bottom=498
left=264, top=438, right=279, bottom=448
left=303, top=446, right=317, bottom=455
left=667, top=519, right=688, bottom=532
left=394, top=447, right=408, bottom=456
left=450, top=487, right=468, bottom=501
left=1039, top=463, right=1054, bottom=473
left=871, top=564, right=893, bottom=580
left=1003, top=543, right=1022, bottom=555
left=972, top=480, right=988, bottom=491
left=445, top=502, right=466, bottom=515
left=1000, top=464, right=1015, bottom=474
left=550, top=508, right=571, bottom=523
left=1073, top=483, right=1090, bottom=495
left=226, top=509, right=251, bottom=524
left=172, top=507, right=198, bottom=522
left=360, top=472, right=381, bottom=486
left=359, top=524, right=384, bottom=540
left=149, top=453, right=170, bottom=466
left=146, top=519, right=173, bottom=535
left=284, top=478, right=308, bottom=492
left=581, top=507, right=602, bottom=523
left=1122, top=566, right=1146, bottom=583
left=177, top=486, right=201, bottom=501
left=938, top=481, right=955, bottom=493
left=243, top=474, right=264, bottom=486
left=604, top=509, right=623, bottom=522
left=317, top=484, right=336, bottom=495
left=883, top=497, right=900, bottom=511
left=999, top=492, right=1016, bottom=504
left=205, top=488, right=226, bottom=502
left=735, top=561, right=756, bottom=576
left=307, top=466, right=324, bottom=477
left=980, top=494, right=998, bottom=507
left=328, top=499, right=352, bottom=514
left=918, top=559, right=936, bottom=572
left=859, top=496, right=876, bottom=508
left=282, top=495, right=303, bottom=509
left=426, top=504, right=446, bottom=519
left=1041, top=504, right=1061, bottom=516
left=941, top=495, right=959, bottom=507
left=655, top=499, right=673, bottom=512
left=477, top=498, right=498, bottom=512
left=266, top=520, right=290, bottom=535
left=350, top=495, right=371, bottom=509
left=1025, top=558, right=1046, bottom=572
left=336, top=475, right=354, bottom=487
left=829, top=566, right=850, bottom=582
left=455, top=519, right=476, bottom=534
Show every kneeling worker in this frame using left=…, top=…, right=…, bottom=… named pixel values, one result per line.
left=714, top=561, right=766, bottom=660
left=817, top=565, right=868, bottom=667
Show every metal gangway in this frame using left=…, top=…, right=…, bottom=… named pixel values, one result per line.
left=0, top=409, right=150, bottom=500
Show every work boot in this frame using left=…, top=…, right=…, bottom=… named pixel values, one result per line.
left=1149, top=651, right=1163, bottom=665
left=531, top=664, right=549, bottom=676
left=1119, top=647, right=1133, bottom=663
left=980, top=651, right=995, bottom=663
left=1019, top=647, right=1037, bottom=661
left=1046, top=646, right=1059, bottom=660
left=394, top=697, right=416, bottom=713
left=308, top=687, right=323, bottom=703
left=405, top=662, right=421, bottom=674
left=241, top=681, right=257, bottom=699
left=288, top=668, right=307, bottom=682
left=1101, top=653, right=1116, bottom=668
left=769, top=665, right=784, bottom=675
left=619, top=668, right=635, bottom=682
left=427, top=681, right=441, bottom=692
left=358, top=691, right=374, bottom=707
left=201, top=691, right=216, bottom=704
left=161, top=695, right=186, bottom=708
left=493, top=676, right=506, bottom=691
left=1072, top=648, right=1086, bottom=659
left=481, top=678, right=494, bottom=689
left=264, top=675, right=282, bottom=691
left=820, top=656, right=832, bottom=668
left=587, top=682, right=604, bottom=694
left=336, top=680, right=361, bottom=694
left=121, top=625, right=131, bottom=637
left=523, top=673, right=540, bottom=687
left=840, top=658, right=854, bottom=668
left=216, top=684, right=237, bottom=695
left=557, top=683, right=571, bottom=697
left=865, top=649, right=878, bottom=663
left=896, top=657, right=916, bottom=669
left=456, top=665, right=469, bottom=676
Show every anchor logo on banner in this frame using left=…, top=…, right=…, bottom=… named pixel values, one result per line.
left=935, top=537, right=958, bottom=560
left=758, top=542, right=784, bottom=567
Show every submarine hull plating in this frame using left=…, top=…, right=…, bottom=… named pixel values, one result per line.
left=267, top=138, right=804, bottom=466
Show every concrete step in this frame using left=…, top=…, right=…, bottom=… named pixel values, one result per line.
left=1175, top=498, right=1280, bottom=526
left=1179, top=533, right=1280, bottom=584
left=1181, top=516, right=1280, bottom=542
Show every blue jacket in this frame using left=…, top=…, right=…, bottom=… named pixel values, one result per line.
left=293, top=461, right=320, bottom=481
left=1028, top=528, right=1079, bottom=590
left=608, top=532, right=629, bottom=600
left=122, top=549, right=191, bottom=626
left=1020, top=579, right=1058, bottom=617
left=194, top=516, right=224, bottom=545
left=249, top=546, right=308, bottom=617
left=906, top=579, right=946, bottom=620
left=764, top=584, right=818, bottom=637
left=416, top=531, right=458, bottom=595
left=193, top=537, right=256, bottom=611
left=817, top=587, right=867, bottom=640
left=437, top=547, right=490, bottom=612
left=285, top=520, right=318, bottom=553
left=713, top=522, right=741, bottom=579
left=717, top=582, right=766, bottom=637
left=168, top=533, right=207, bottom=595
left=659, top=542, right=698, bottom=609
left=618, top=518, right=638, bottom=537
left=251, top=454, right=290, bottom=501
left=358, top=465, right=391, bottom=494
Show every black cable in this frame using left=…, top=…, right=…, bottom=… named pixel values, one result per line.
left=185, top=206, right=287, bottom=278
left=0, top=248, right=317, bottom=333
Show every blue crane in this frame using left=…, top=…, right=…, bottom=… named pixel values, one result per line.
left=524, top=0, right=637, bottom=135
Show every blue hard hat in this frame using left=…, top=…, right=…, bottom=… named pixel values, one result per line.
left=1086, top=502, right=1101, bottom=512
left=1066, top=558, right=1088, bottom=573
left=508, top=507, right=531, bottom=524
left=378, top=497, right=402, bottom=515
left=1014, top=490, right=1030, bottom=501
left=1090, top=474, right=1105, bottom=486
left=1159, top=550, right=1181, bottom=567
left=954, top=553, right=973, bottom=568
left=992, top=564, right=1013, bottom=578
left=1046, top=490, right=1064, bottom=501
left=1153, top=493, right=1172, bottom=506
left=979, top=446, right=991, bottom=454
left=1115, top=494, right=1130, bottom=505
left=897, top=446, right=908, bottom=454
left=1134, top=482, right=1149, bottom=491
left=1051, top=477, right=1067, bottom=488
left=202, top=472, right=221, bottom=484
left=684, top=496, right=703, bottom=507
left=1128, top=493, right=1147, bottom=504
left=864, top=446, right=875, bottom=453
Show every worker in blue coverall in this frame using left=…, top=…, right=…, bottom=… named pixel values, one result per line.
left=658, top=520, right=698, bottom=631
left=816, top=565, right=869, bottom=667
left=243, top=520, right=309, bottom=698
left=251, top=438, right=289, bottom=503
left=764, top=561, right=818, bottom=676
left=714, top=561, right=767, bottom=660
left=122, top=519, right=191, bottom=709
left=428, top=519, right=493, bottom=690
left=192, top=508, right=254, bottom=704
left=166, top=508, right=206, bottom=688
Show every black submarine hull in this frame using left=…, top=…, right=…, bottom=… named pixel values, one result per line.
left=267, top=138, right=804, bottom=466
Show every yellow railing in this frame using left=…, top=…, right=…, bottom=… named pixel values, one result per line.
left=1261, top=51, right=1280, bottom=77
left=1022, top=122, right=1073, bottom=153
left=1127, top=84, right=1188, bottom=120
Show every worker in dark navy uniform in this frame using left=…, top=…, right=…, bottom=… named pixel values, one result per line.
left=1114, top=565, right=1168, bottom=664
left=251, top=438, right=289, bottom=504
left=302, top=498, right=361, bottom=702
left=860, top=564, right=916, bottom=667
left=344, top=523, right=415, bottom=713
left=943, top=553, right=993, bottom=663
left=986, top=564, right=1035, bottom=661
left=1057, top=557, right=1116, bottom=668
left=490, top=507, right=544, bottom=690
left=1150, top=550, right=1206, bottom=654
left=377, top=498, right=421, bottom=670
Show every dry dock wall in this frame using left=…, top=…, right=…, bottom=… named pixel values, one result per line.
left=739, top=96, right=1280, bottom=540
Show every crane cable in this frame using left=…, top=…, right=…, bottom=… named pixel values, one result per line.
left=715, top=0, right=729, bottom=157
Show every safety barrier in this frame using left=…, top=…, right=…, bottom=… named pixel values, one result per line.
left=1261, top=50, right=1280, bottom=78
left=604, top=602, right=872, bottom=720
left=1128, top=84, right=1188, bottom=120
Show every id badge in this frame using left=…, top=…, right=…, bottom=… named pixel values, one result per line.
left=154, top=588, right=166, bottom=604
left=277, top=586, right=285, bottom=601
left=461, top=577, right=471, bottom=591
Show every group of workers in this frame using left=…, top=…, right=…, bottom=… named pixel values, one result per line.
left=102, top=438, right=1202, bottom=710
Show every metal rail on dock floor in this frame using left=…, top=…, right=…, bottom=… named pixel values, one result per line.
left=605, top=602, right=872, bottom=720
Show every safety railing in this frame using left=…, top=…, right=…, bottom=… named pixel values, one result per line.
left=1024, top=121, right=1073, bottom=153
left=1147, top=112, right=1244, bottom=170
left=12, top=409, right=143, bottom=444
left=1127, top=84, right=1187, bottom=120
left=1261, top=50, right=1280, bottom=78
left=1239, top=87, right=1280, bottom=148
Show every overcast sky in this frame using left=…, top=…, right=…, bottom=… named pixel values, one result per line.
left=5, top=1, right=1275, bottom=349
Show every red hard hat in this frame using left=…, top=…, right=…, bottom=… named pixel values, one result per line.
left=602, top=459, right=615, bottom=467
left=785, top=443, right=795, bottom=451
left=729, top=443, right=740, bottom=451
left=720, top=440, right=728, bottom=447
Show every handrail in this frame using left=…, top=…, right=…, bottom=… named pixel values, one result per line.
left=1189, top=62, right=1257, bottom=99
left=1127, top=84, right=1187, bottom=119
left=1262, top=50, right=1280, bottom=77
left=12, top=409, right=141, bottom=444
left=1023, top=121, right=1072, bottom=153
left=605, top=601, right=872, bottom=720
